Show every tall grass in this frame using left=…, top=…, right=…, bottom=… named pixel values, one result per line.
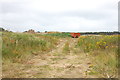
left=77, top=35, right=118, bottom=53
left=62, top=41, right=70, bottom=54
left=76, top=35, right=119, bottom=78
left=2, top=32, right=58, bottom=62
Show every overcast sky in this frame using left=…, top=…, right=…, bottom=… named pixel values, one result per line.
left=0, top=0, right=119, bottom=32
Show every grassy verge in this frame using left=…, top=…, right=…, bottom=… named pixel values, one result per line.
left=2, top=32, right=58, bottom=63
left=76, top=35, right=119, bottom=78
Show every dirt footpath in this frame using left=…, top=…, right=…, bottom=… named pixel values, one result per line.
left=2, top=38, right=95, bottom=78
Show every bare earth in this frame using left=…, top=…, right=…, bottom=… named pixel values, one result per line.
left=2, top=38, right=95, bottom=78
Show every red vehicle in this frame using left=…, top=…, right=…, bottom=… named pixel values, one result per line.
left=70, top=33, right=81, bottom=38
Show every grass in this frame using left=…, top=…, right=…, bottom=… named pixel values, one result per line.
left=76, top=35, right=119, bottom=78
left=2, top=31, right=119, bottom=78
left=62, top=41, right=70, bottom=54
left=2, top=32, right=58, bottom=62
left=45, top=32, right=71, bottom=38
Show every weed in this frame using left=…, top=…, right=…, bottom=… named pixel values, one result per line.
left=76, top=35, right=119, bottom=78
left=62, top=42, right=70, bottom=54
left=2, top=32, right=58, bottom=62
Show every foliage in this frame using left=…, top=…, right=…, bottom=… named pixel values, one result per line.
left=62, top=42, right=70, bottom=54
left=77, top=35, right=118, bottom=53
left=45, top=32, right=71, bottom=38
left=76, top=35, right=119, bottom=77
left=2, top=32, right=58, bottom=62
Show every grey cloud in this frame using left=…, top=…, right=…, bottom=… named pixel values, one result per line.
left=0, top=0, right=118, bottom=32
left=0, top=1, right=27, bottom=13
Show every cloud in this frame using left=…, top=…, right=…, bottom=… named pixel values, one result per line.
left=0, top=0, right=119, bottom=32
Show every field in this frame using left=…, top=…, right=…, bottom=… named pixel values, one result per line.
left=45, top=32, right=71, bottom=38
left=2, top=32, right=119, bottom=78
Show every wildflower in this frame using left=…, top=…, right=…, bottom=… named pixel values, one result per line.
left=96, top=42, right=99, bottom=45
left=106, top=46, right=108, bottom=48
left=103, top=42, right=106, bottom=44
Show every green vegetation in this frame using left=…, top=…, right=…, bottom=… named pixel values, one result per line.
left=45, top=32, right=71, bottom=38
left=2, top=30, right=119, bottom=78
left=62, top=41, right=70, bottom=54
left=76, top=35, right=119, bottom=77
left=2, top=32, right=58, bottom=62
left=77, top=35, right=118, bottom=53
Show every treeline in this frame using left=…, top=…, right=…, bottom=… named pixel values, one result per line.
left=0, top=27, right=12, bottom=32
left=80, top=32, right=120, bottom=35
left=0, top=27, right=5, bottom=31
left=62, top=31, right=120, bottom=35
left=0, top=27, right=120, bottom=35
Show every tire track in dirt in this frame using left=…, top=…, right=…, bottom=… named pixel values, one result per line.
left=46, top=38, right=93, bottom=78
left=9, top=37, right=94, bottom=78
left=23, top=38, right=68, bottom=78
